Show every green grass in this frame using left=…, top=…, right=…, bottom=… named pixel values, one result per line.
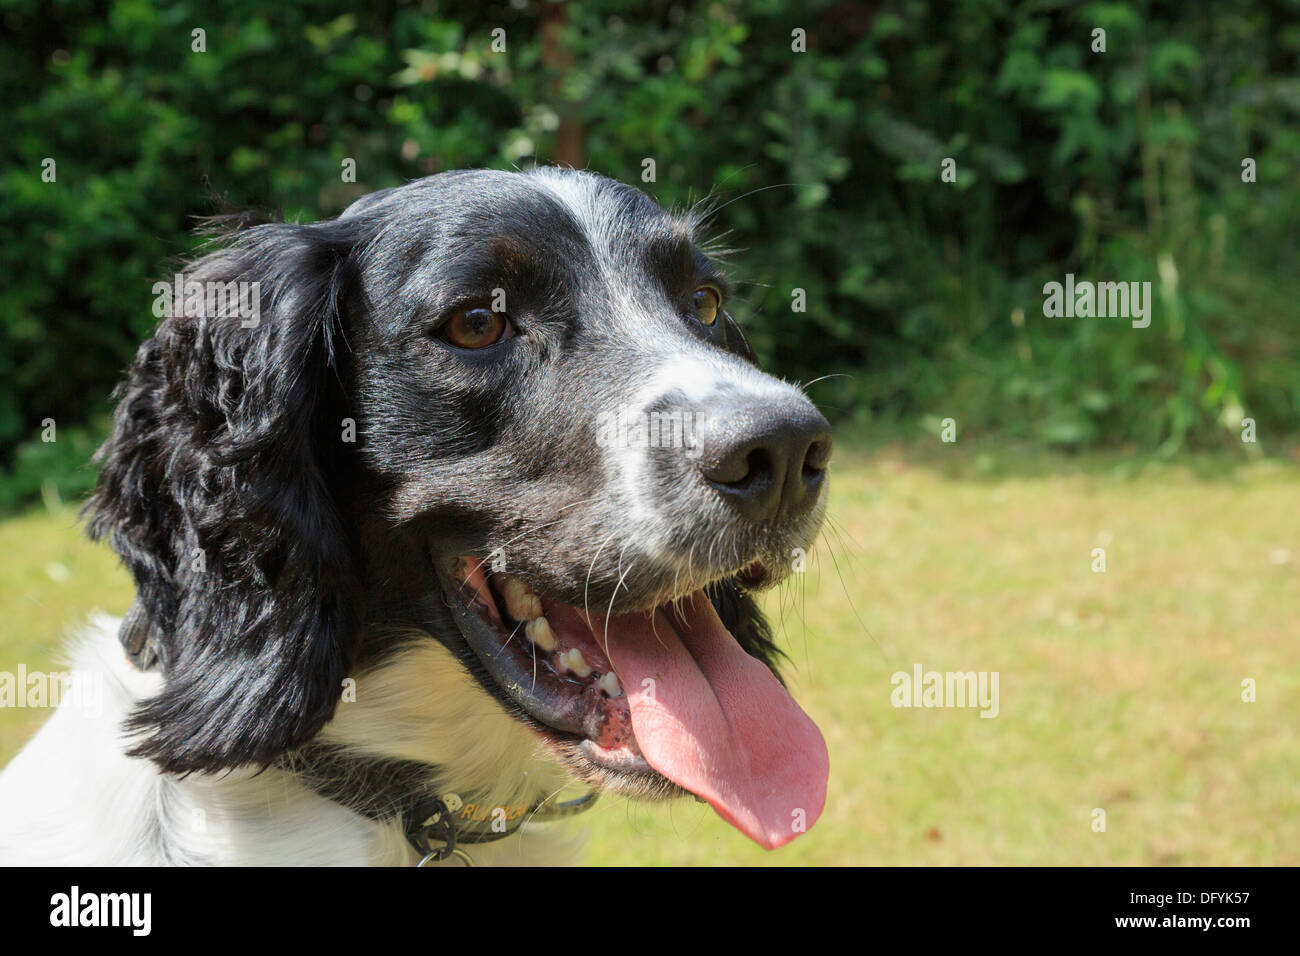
left=2, top=444, right=1297, bottom=865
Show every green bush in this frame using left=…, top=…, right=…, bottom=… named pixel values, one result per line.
left=2, top=0, right=1297, bottom=509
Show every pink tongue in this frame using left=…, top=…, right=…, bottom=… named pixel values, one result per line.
left=591, top=595, right=828, bottom=849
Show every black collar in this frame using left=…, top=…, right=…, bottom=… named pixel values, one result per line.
left=285, top=744, right=597, bottom=865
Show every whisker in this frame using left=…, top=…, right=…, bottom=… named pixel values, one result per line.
left=820, top=523, right=882, bottom=653
left=705, top=182, right=802, bottom=218
left=584, top=530, right=620, bottom=624
left=602, top=544, right=636, bottom=656
left=797, top=372, right=855, bottom=392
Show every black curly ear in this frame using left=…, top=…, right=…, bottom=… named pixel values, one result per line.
left=87, top=217, right=369, bottom=773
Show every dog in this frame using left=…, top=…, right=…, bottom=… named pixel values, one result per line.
left=0, top=168, right=832, bottom=865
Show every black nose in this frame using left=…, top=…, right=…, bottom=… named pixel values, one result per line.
left=697, top=400, right=832, bottom=522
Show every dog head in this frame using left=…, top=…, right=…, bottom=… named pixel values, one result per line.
left=89, top=168, right=831, bottom=848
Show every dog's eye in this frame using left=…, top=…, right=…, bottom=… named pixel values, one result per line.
left=438, top=307, right=511, bottom=350
left=692, top=286, right=721, bottom=327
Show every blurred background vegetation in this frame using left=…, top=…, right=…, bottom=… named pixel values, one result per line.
left=2, top=0, right=1298, bottom=866
left=2, top=0, right=1298, bottom=510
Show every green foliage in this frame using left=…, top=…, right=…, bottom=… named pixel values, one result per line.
left=2, top=0, right=1297, bottom=508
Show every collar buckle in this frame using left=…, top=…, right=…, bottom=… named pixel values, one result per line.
left=405, top=791, right=599, bottom=866
left=407, top=796, right=465, bottom=864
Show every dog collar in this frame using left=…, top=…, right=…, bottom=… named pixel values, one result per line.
left=288, top=743, right=597, bottom=866
left=406, top=790, right=598, bottom=866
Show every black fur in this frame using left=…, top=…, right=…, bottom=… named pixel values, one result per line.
left=87, top=218, right=374, bottom=771
left=86, top=168, right=827, bottom=777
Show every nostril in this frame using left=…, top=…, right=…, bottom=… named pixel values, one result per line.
left=693, top=399, right=832, bottom=522
left=802, top=436, right=833, bottom=478
left=738, top=448, right=773, bottom=488
left=705, top=447, right=772, bottom=489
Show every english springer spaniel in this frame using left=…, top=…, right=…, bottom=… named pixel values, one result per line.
left=0, top=168, right=832, bottom=865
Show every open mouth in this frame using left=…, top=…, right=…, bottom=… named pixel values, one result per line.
left=438, top=556, right=829, bottom=850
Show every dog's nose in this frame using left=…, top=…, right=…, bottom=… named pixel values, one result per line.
left=697, top=400, right=832, bottom=522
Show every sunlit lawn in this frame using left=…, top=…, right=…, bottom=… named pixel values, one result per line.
left=2, top=443, right=1297, bottom=864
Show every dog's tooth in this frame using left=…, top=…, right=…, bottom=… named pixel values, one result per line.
left=557, top=648, right=593, bottom=678
left=525, top=616, right=557, bottom=652
left=501, top=576, right=540, bottom=621
left=599, top=671, right=622, bottom=698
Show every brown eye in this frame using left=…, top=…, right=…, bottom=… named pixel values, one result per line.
left=439, top=307, right=510, bottom=350
left=693, top=286, right=721, bottom=326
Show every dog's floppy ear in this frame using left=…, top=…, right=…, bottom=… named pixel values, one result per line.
left=87, top=217, right=368, bottom=773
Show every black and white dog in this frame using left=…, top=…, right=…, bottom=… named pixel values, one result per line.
left=0, top=168, right=831, bottom=865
